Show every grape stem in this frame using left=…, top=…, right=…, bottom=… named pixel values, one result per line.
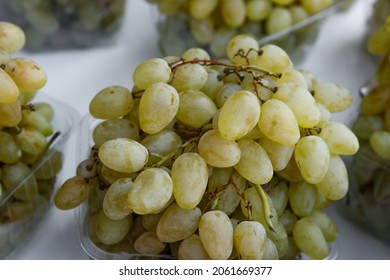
left=253, top=183, right=276, bottom=233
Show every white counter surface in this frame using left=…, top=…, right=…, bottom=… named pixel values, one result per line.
left=4, top=0, right=390, bottom=260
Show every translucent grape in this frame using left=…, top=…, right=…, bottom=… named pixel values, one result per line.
left=96, top=210, right=132, bottom=245
left=20, top=109, right=53, bottom=136
left=15, top=127, right=47, bottom=156
left=201, top=68, right=223, bottom=101
left=0, top=130, right=22, bottom=164
left=312, top=82, right=352, bottom=112
left=215, top=83, right=242, bottom=108
left=92, top=118, right=140, bottom=147
left=301, top=0, right=334, bottom=14
left=220, top=0, right=246, bottom=28
left=258, top=136, right=294, bottom=171
left=103, top=177, right=133, bottom=220
left=262, top=238, right=279, bottom=260
left=54, top=176, right=90, bottom=210
left=319, top=122, right=359, bottom=155
left=178, top=234, right=210, bottom=260
left=226, top=34, right=259, bottom=66
left=0, top=68, right=19, bottom=104
left=172, top=63, right=208, bottom=92
left=182, top=47, right=211, bottom=60
left=0, top=99, right=22, bottom=127
left=132, top=58, right=172, bottom=90
left=265, top=7, right=293, bottom=34
left=188, top=0, right=218, bottom=20
left=234, top=220, right=266, bottom=260
left=245, top=0, right=272, bottom=22
left=288, top=181, right=317, bottom=217
left=141, top=212, right=163, bottom=232
left=0, top=21, right=26, bottom=53
left=134, top=231, right=166, bottom=254
left=369, top=130, right=390, bottom=160
left=249, top=44, right=293, bottom=73
left=266, top=221, right=288, bottom=257
left=309, top=209, right=339, bottom=242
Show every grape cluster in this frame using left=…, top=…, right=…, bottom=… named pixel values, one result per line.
left=148, top=0, right=347, bottom=59
left=55, top=34, right=359, bottom=260
left=345, top=12, right=390, bottom=243
left=0, top=21, right=63, bottom=257
left=0, top=0, right=125, bottom=52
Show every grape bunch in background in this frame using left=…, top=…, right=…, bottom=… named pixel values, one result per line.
left=0, top=22, right=62, bottom=231
left=55, top=34, right=359, bottom=260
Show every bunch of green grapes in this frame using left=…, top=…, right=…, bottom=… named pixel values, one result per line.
left=0, top=21, right=63, bottom=256
left=0, top=0, right=125, bottom=52
left=55, top=34, right=358, bottom=260
left=147, top=0, right=348, bottom=58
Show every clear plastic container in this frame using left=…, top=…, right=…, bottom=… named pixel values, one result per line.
left=0, top=93, right=80, bottom=259
left=0, top=0, right=127, bottom=52
left=154, top=0, right=355, bottom=65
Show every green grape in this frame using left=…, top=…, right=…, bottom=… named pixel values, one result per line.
left=0, top=99, right=22, bottom=127
left=33, top=102, right=54, bottom=122
left=220, top=0, right=246, bottom=28
left=267, top=178, right=289, bottom=217
left=0, top=21, right=26, bottom=53
left=369, top=130, right=390, bottom=160
left=262, top=238, right=279, bottom=260
left=200, top=68, right=224, bottom=101
left=294, top=135, right=330, bottom=184
left=218, top=90, right=261, bottom=140
left=266, top=221, right=288, bottom=257
left=234, top=139, right=273, bottom=185
left=234, top=220, right=267, bottom=260
left=293, top=217, right=329, bottom=260
left=278, top=209, right=298, bottom=235
left=316, top=102, right=331, bottom=128
left=360, top=85, right=390, bottom=115
left=0, top=68, right=19, bottom=104
left=25, top=7, right=59, bottom=34
left=0, top=201, right=34, bottom=224
left=275, top=154, right=303, bottom=182
left=276, top=68, right=309, bottom=88
left=156, top=203, right=202, bottom=243
left=92, top=118, right=140, bottom=147
left=103, top=177, right=133, bottom=220
left=288, top=181, right=317, bottom=217
left=319, top=122, right=359, bottom=155
left=132, top=58, right=172, bottom=90
left=178, top=234, right=211, bottom=260
left=54, top=176, right=90, bottom=210
left=198, top=129, right=241, bottom=168
left=266, top=6, right=293, bottom=35
left=241, top=73, right=274, bottom=102
left=226, top=34, right=259, bottom=66
left=89, top=86, right=133, bottom=119
left=215, top=83, right=242, bottom=108
left=172, top=63, right=208, bottom=92
left=258, top=99, right=300, bottom=146
left=290, top=5, right=309, bottom=23
left=182, top=47, right=211, bottom=60
left=198, top=210, right=234, bottom=260
left=312, top=82, right=352, bottom=112
left=134, top=231, right=166, bottom=254
left=171, top=153, right=208, bottom=209
left=258, top=136, right=294, bottom=171
left=34, top=150, right=63, bottom=180
left=20, top=108, right=53, bottom=136
left=188, top=17, right=214, bottom=45
left=245, top=0, right=272, bottom=22
left=0, top=130, right=22, bottom=164
left=98, top=138, right=148, bottom=173
left=352, top=114, right=385, bottom=141
left=367, top=15, right=390, bottom=55
left=139, top=82, right=179, bottom=134
left=96, top=210, right=132, bottom=246
left=127, top=168, right=173, bottom=215
left=309, top=209, right=339, bottom=243
left=176, top=89, right=217, bottom=128
left=249, top=44, right=293, bottom=73
left=15, top=127, right=47, bottom=156
left=141, top=212, right=163, bottom=232
left=188, top=0, right=218, bottom=20
left=301, top=0, right=334, bottom=14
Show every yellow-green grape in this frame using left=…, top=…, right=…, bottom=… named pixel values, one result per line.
left=0, top=98, right=22, bottom=127
left=279, top=209, right=298, bottom=235
left=314, top=188, right=331, bottom=209
left=316, top=154, right=348, bottom=200
left=258, top=136, right=294, bottom=171
left=360, top=85, right=390, bottom=115
left=290, top=5, right=309, bottom=23
left=258, top=99, right=300, bottom=146
left=178, top=234, right=211, bottom=260
left=275, top=155, right=303, bottom=182
left=0, top=68, right=19, bottom=104
left=249, top=44, right=293, bottom=73
left=182, top=47, right=211, bottom=60
left=220, top=0, right=246, bottom=28
left=0, top=201, right=35, bottom=224
left=227, top=35, right=259, bottom=66
left=176, top=89, right=217, bottom=128
left=19, top=109, right=53, bottom=136
left=312, top=82, right=352, bottom=112
left=234, top=139, right=273, bottom=185
left=319, top=122, right=359, bottom=155
left=207, top=167, right=246, bottom=215
left=76, top=158, right=97, bottom=179
left=103, top=178, right=133, bottom=220
left=156, top=203, right=202, bottom=243
left=262, top=238, right=279, bottom=260
left=92, top=118, right=140, bottom=147
left=4, top=57, right=46, bottom=93
left=96, top=210, right=132, bottom=245
left=98, top=138, right=148, bottom=173
left=141, top=212, right=163, bottom=232
left=316, top=103, right=331, bottom=128
left=127, top=168, right=173, bottom=215
left=215, top=83, right=242, bottom=108
left=132, top=58, right=172, bottom=90
left=241, top=74, right=274, bottom=102
left=273, top=83, right=320, bottom=128
left=294, top=135, right=330, bottom=184
left=33, top=102, right=54, bottom=122
left=288, top=181, right=317, bottom=217
left=0, top=130, right=22, bottom=163
left=15, top=127, right=47, bottom=156
left=1, top=161, right=38, bottom=202
left=369, top=130, right=390, bottom=160
left=172, top=63, right=208, bottom=92
left=0, top=21, right=26, bottom=53
left=133, top=231, right=166, bottom=254
left=188, top=0, right=218, bottom=20
left=198, top=210, right=234, bottom=260
left=0, top=48, right=11, bottom=65
left=367, top=15, right=390, bottom=55
left=266, top=6, right=293, bottom=34
left=309, top=209, right=339, bottom=243
left=218, top=90, right=261, bottom=140
left=34, top=150, right=63, bottom=180
left=100, top=165, right=137, bottom=185
left=292, top=217, right=329, bottom=260
left=301, top=0, right=334, bottom=14
left=171, top=153, right=208, bottom=209
left=245, top=0, right=272, bottom=22
left=139, top=82, right=179, bottom=134
left=352, top=115, right=385, bottom=141
left=272, top=0, right=295, bottom=5
left=89, top=86, right=134, bottom=119
left=234, top=220, right=266, bottom=260
left=276, top=68, right=309, bottom=88
left=198, top=129, right=241, bottom=168
left=267, top=178, right=289, bottom=217
left=299, top=69, right=318, bottom=91
left=189, top=17, right=214, bottom=45
left=54, top=176, right=90, bottom=210
left=201, top=68, right=223, bottom=101
left=266, top=221, right=288, bottom=257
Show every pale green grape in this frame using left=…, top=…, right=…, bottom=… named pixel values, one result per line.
left=360, top=85, right=390, bottom=115
left=258, top=136, right=294, bottom=171
left=290, top=5, right=309, bottom=23
left=266, top=221, right=288, bottom=257
left=20, top=109, right=53, bottom=136
left=172, top=63, right=208, bottom=92
left=299, top=69, right=318, bottom=91
left=220, top=0, right=246, bottom=28
left=0, top=99, right=22, bottom=127
left=234, top=139, right=273, bottom=185
left=234, top=221, right=266, bottom=260
left=100, top=165, right=136, bottom=185
left=276, top=68, right=309, bottom=88
left=0, top=21, right=26, bottom=53
left=267, top=178, right=289, bottom=217
left=182, top=47, right=211, bottom=61
left=316, top=103, right=331, bottom=127
left=92, top=118, right=140, bottom=147
left=134, top=231, right=166, bottom=254
left=189, top=17, right=214, bottom=45
left=245, top=0, right=272, bottom=22
left=262, top=238, right=279, bottom=260
left=139, top=82, right=179, bottom=134
left=54, top=176, right=90, bottom=210
left=132, top=58, right=172, bottom=90
left=32, top=102, right=54, bottom=122
left=241, top=73, right=274, bottom=102
left=201, top=68, right=223, bottom=101
left=258, top=99, right=300, bottom=146
left=178, top=234, right=211, bottom=260
left=25, top=7, right=59, bottom=34
left=288, top=181, right=317, bottom=217
left=0, top=131, right=22, bottom=164
left=275, top=155, right=303, bottom=182
left=215, top=83, right=242, bottom=108
left=227, top=34, right=259, bottom=66
left=301, top=0, right=334, bottom=14
left=141, top=212, right=163, bottom=232
left=294, top=135, right=330, bottom=184
left=96, top=210, right=132, bottom=245
left=34, top=150, right=63, bottom=180
left=176, top=89, right=217, bottom=128
left=218, top=90, right=261, bottom=140
left=0, top=68, right=19, bottom=104
left=352, top=115, right=385, bottom=141
left=198, top=129, right=241, bottom=168
left=319, top=122, right=359, bottom=155
left=127, top=168, right=173, bottom=215
left=15, top=127, right=47, bottom=156
left=156, top=203, right=202, bottom=243
left=265, top=6, right=293, bottom=34
left=249, top=44, right=293, bottom=73
left=312, top=82, right=352, bottom=112
left=367, top=14, right=390, bottom=55
left=89, top=86, right=133, bottom=119
left=369, top=130, right=390, bottom=160
left=103, top=177, right=133, bottom=220
left=279, top=209, right=298, bottom=235
left=98, top=138, right=148, bottom=173
left=188, top=0, right=218, bottom=20
left=198, top=210, right=234, bottom=260
left=171, top=153, right=208, bottom=209
left=309, top=209, right=339, bottom=242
